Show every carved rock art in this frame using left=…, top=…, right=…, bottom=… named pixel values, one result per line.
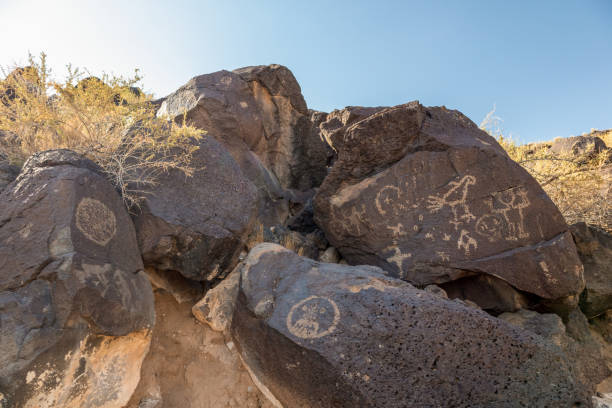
left=75, top=197, right=117, bottom=246
left=286, top=296, right=340, bottom=339
left=313, top=102, right=584, bottom=300
left=427, top=175, right=476, bottom=230
left=232, top=244, right=592, bottom=407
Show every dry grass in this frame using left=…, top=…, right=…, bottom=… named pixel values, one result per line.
left=497, top=135, right=611, bottom=232
left=0, top=53, right=203, bottom=208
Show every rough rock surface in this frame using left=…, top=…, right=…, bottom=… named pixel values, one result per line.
left=315, top=106, right=386, bottom=152
left=133, top=136, right=257, bottom=282
left=126, top=291, right=274, bottom=408
left=571, top=222, right=612, bottom=318
left=193, top=267, right=240, bottom=333
left=157, top=64, right=331, bottom=225
left=0, top=150, right=154, bottom=407
left=500, top=308, right=610, bottom=396
left=550, top=135, right=608, bottom=157
left=0, top=160, right=18, bottom=192
left=440, top=274, right=530, bottom=314
left=231, top=243, right=591, bottom=407
left=314, top=102, right=584, bottom=302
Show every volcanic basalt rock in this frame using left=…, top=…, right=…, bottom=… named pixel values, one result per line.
left=230, top=243, right=591, bottom=407
left=571, top=222, right=612, bottom=318
left=0, top=150, right=154, bottom=408
left=157, top=64, right=332, bottom=225
left=313, top=101, right=585, bottom=302
left=133, top=136, right=257, bottom=282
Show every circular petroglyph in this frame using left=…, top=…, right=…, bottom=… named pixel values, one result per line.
left=286, top=296, right=340, bottom=339
left=375, top=185, right=402, bottom=216
left=475, top=214, right=503, bottom=240
left=75, top=198, right=117, bottom=246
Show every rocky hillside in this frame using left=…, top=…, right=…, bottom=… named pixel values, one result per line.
left=1, top=64, right=611, bottom=408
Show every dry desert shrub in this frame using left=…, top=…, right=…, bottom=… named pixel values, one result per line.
left=0, top=53, right=203, bottom=208
left=481, top=108, right=610, bottom=232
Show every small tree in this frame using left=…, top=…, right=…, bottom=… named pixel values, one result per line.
left=0, top=53, right=203, bottom=208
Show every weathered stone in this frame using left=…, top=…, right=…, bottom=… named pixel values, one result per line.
left=318, top=246, right=340, bottom=263
left=317, top=106, right=386, bottom=152
left=133, top=136, right=257, bottom=282
left=441, top=274, right=530, bottom=314
left=500, top=308, right=610, bottom=395
left=126, top=291, right=274, bottom=408
left=314, top=102, right=585, bottom=302
left=0, top=160, right=18, bottom=192
left=571, top=222, right=612, bottom=318
left=550, top=135, right=608, bottom=157
left=157, top=65, right=331, bottom=227
left=231, top=243, right=591, bottom=407
left=0, top=149, right=154, bottom=407
left=249, top=224, right=319, bottom=260
left=144, top=267, right=203, bottom=304
left=192, top=267, right=240, bottom=333
left=424, top=284, right=448, bottom=299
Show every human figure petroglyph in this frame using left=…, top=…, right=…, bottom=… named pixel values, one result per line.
left=488, top=187, right=530, bottom=241
left=458, top=229, right=478, bottom=255
left=387, top=223, right=407, bottom=238
left=287, top=296, right=340, bottom=339
left=426, top=175, right=476, bottom=230
left=384, top=245, right=412, bottom=271
left=75, top=198, right=117, bottom=246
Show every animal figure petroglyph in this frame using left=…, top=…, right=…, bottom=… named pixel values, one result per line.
left=426, top=175, right=477, bottom=230
left=457, top=229, right=478, bottom=255
left=286, top=296, right=340, bottom=339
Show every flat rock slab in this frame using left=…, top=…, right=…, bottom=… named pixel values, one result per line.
left=0, top=150, right=154, bottom=407
left=314, top=102, right=584, bottom=301
left=231, top=243, right=591, bottom=407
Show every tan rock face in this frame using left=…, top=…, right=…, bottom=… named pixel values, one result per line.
left=126, top=291, right=274, bottom=408
left=20, top=330, right=150, bottom=408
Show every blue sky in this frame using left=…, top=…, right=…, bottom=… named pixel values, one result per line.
left=1, top=0, right=610, bottom=143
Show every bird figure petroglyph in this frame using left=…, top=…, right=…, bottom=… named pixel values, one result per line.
left=426, top=175, right=477, bottom=230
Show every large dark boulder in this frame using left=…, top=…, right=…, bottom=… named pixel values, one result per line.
left=133, top=136, right=257, bottom=282
left=230, top=243, right=592, bottom=407
left=313, top=102, right=584, bottom=304
left=571, top=222, right=612, bottom=318
left=0, top=150, right=154, bottom=407
left=157, top=65, right=332, bottom=225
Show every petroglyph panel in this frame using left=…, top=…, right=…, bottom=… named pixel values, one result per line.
left=286, top=296, right=340, bottom=339
left=75, top=198, right=117, bottom=246
left=426, top=175, right=476, bottom=230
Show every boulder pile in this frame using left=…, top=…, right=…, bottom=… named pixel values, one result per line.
left=1, top=65, right=611, bottom=408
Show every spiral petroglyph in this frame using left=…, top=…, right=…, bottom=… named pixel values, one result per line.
left=75, top=198, right=117, bottom=246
